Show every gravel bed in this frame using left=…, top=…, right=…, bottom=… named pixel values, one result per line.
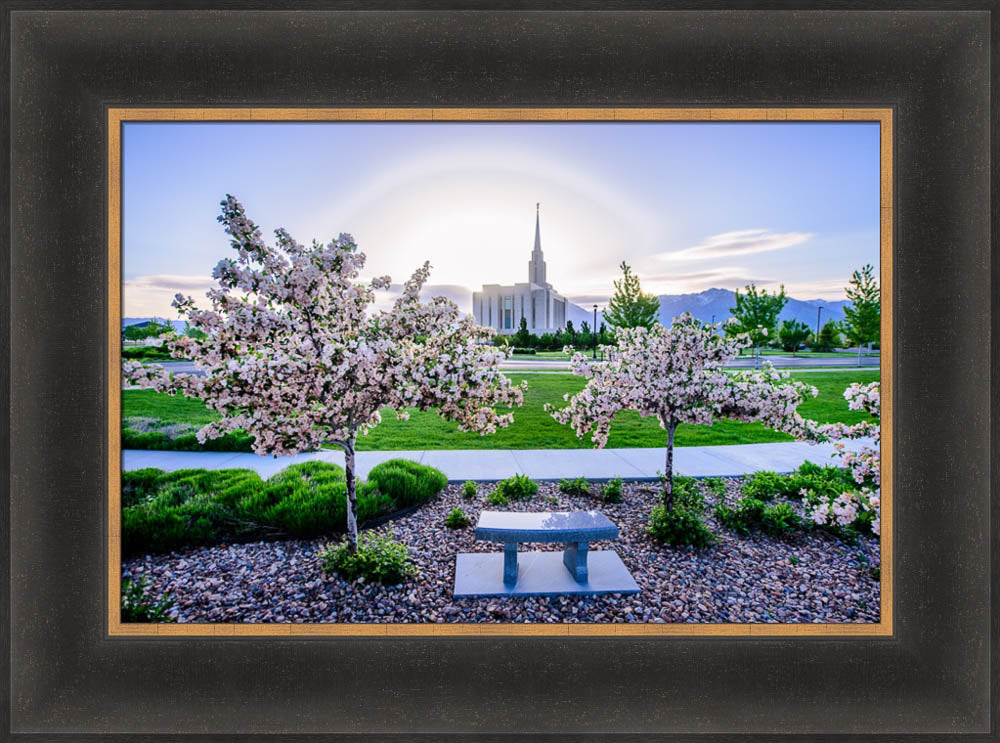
left=123, top=478, right=881, bottom=624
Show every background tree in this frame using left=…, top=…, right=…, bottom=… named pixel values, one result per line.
left=512, top=316, right=533, bottom=348
left=603, top=261, right=660, bottom=330
left=123, top=318, right=174, bottom=341
left=813, top=320, right=842, bottom=352
left=546, top=314, right=816, bottom=505
left=728, top=284, right=788, bottom=366
left=183, top=321, right=207, bottom=340
left=124, top=195, right=525, bottom=551
left=841, top=263, right=881, bottom=364
left=777, top=319, right=811, bottom=353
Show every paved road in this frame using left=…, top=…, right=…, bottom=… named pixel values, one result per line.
left=136, top=356, right=879, bottom=377
left=123, top=438, right=875, bottom=481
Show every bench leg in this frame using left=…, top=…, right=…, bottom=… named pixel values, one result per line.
left=503, top=543, right=518, bottom=586
left=562, top=541, right=589, bottom=582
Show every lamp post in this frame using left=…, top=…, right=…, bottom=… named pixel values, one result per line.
left=593, top=305, right=598, bottom=360
left=815, top=306, right=823, bottom=348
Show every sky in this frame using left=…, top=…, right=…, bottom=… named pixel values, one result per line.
left=122, top=121, right=881, bottom=318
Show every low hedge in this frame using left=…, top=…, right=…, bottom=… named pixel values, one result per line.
left=122, top=429, right=255, bottom=452
left=122, top=346, right=174, bottom=361
left=122, top=459, right=448, bottom=555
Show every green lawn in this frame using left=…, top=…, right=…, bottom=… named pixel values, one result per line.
left=123, top=370, right=879, bottom=451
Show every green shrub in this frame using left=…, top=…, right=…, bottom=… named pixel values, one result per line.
left=715, top=496, right=800, bottom=537
left=122, top=468, right=166, bottom=507
left=742, top=471, right=786, bottom=501
left=601, top=477, right=623, bottom=504
left=121, top=576, right=176, bottom=622
left=462, top=481, right=478, bottom=499
left=669, top=476, right=705, bottom=512
left=510, top=347, right=536, bottom=355
left=648, top=475, right=715, bottom=548
left=123, top=428, right=255, bottom=452
left=121, top=461, right=444, bottom=554
left=122, top=346, right=174, bottom=361
left=367, top=459, right=448, bottom=508
left=495, top=474, right=538, bottom=502
left=444, top=507, right=470, bottom=529
left=787, top=461, right=857, bottom=499
left=559, top=477, right=590, bottom=496
left=239, top=466, right=391, bottom=538
left=761, top=502, right=800, bottom=535
left=319, top=532, right=418, bottom=585
left=648, top=505, right=716, bottom=548
left=486, top=489, right=509, bottom=507
left=702, top=477, right=726, bottom=501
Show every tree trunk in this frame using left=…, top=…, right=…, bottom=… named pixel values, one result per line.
left=662, top=417, right=678, bottom=509
left=857, top=343, right=863, bottom=366
left=344, top=433, right=359, bottom=552
left=755, top=342, right=760, bottom=368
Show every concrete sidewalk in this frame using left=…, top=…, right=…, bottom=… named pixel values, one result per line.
left=122, top=438, right=875, bottom=481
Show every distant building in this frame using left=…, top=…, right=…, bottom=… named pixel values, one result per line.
left=472, top=204, right=568, bottom=335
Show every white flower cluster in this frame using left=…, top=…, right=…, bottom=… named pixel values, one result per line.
left=546, top=314, right=817, bottom=450
left=802, top=382, right=881, bottom=535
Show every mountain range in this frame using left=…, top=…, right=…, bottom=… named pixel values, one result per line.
left=124, top=287, right=849, bottom=334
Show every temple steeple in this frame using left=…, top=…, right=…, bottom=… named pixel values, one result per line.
left=528, top=202, right=547, bottom=286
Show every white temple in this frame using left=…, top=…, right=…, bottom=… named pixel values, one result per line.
left=472, top=204, right=568, bottom=335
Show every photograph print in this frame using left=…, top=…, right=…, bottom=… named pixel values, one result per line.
left=116, top=113, right=885, bottom=629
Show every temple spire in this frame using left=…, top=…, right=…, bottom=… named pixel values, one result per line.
left=534, top=203, right=542, bottom=251
left=529, top=202, right=546, bottom=286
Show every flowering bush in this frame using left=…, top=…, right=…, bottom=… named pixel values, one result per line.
left=123, top=195, right=524, bottom=550
left=800, top=382, right=881, bottom=535
left=546, top=314, right=817, bottom=504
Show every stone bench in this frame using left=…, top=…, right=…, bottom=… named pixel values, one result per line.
left=453, top=510, right=640, bottom=598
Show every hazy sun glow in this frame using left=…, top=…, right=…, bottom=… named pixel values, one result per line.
left=123, top=121, right=880, bottom=318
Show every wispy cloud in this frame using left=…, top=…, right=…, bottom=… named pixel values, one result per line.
left=123, top=274, right=217, bottom=317
left=636, top=267, right=776, bottom=296
left=566, top=294, right=613, bottom=306
left=660, top=229, right=814, bottom=261
left=125, top=274, right=218, bottom=293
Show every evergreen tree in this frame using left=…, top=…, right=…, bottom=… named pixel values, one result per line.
left=603, top=262, right=659, bottom=330
left=777, top=319, right=811, bottom=353
left=728, top=284, right=788, bottom=366
left=512, top=316, right=533, bottom=348
left=841, top=263, right=880, bottom=363
left=814, top=320, right=842, bottom=352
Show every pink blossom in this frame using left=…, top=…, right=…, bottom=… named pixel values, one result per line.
left=124, top=195, right=525, bottom=549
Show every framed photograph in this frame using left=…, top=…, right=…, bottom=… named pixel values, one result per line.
left=5, top=5, right=993, bottom=739
left=110, top=106, right=890, bottom=638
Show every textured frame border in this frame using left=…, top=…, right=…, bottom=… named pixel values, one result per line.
left=107, top=106, right=894, bottom=638
left=6, top=6, right=992, bottom=738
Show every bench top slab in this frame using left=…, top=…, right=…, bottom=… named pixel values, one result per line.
left=475, top=510, right=619, bottom=543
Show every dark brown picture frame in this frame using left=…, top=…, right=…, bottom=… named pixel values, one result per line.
left=3, top=4, right=994, bottom=739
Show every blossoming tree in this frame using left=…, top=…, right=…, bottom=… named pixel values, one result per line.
left=802, top=382, right=881, bottom=535
left=124, top=195, right=525, bottom=549
left=546, top=314, right=817, bottom=506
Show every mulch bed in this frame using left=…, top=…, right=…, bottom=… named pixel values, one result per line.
left=123, top=478, right=881, bottom=624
